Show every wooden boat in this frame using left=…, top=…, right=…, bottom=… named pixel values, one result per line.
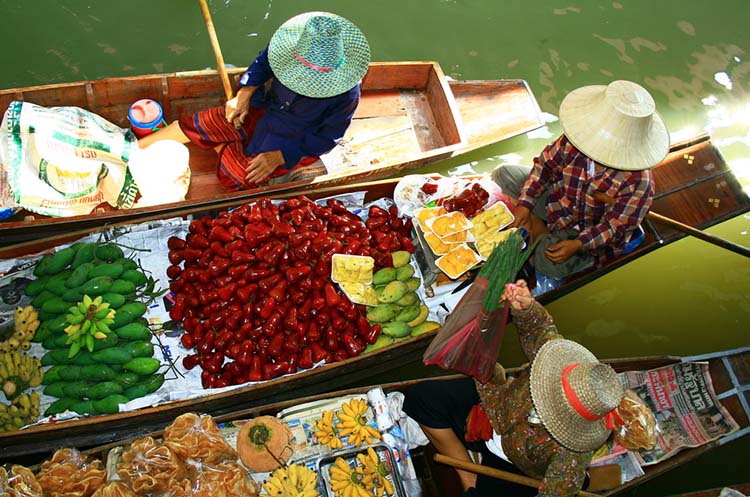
left=13, top=347, right=750, bottom=497
left=0, top=133, right=747, bottom=463
left=0, top=62, right=543, bottom=244
left=667, top=484, right=750, bottom=497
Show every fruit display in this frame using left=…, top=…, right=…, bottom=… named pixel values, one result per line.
left=435, top=244, right=482, bottom=279
left=365, top=252, right=439, bottom=346
left=23, top=241, right=164, bottom=417
left=356, top=447, right=396, bottom=497
left=335, top=398, right=381, bottom=447
left=314, top=409, right=344, bottom=449
left=1, top=349, right=43, bottom=400
left=0, top=391, right=40, bottom=432
left=169, top=196, right=416, bottom=389
left=437, top=182, right=490, bottom=218
left=0, top=305, right=39, bottom=352
left=263, top=464, right=320, bottom=497
left=323, top=445, right=400, bottom=497
left=470, top=201, right=514, bottom=239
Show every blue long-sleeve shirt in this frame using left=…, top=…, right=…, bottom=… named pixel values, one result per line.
left=237, top=49, right=361, bottom=169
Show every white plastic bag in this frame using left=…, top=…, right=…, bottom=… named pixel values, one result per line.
left=128, top=140, right=191, bottom=207
left=0, top=101, right=139, bottom=217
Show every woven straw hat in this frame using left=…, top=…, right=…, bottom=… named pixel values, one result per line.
left=530, top=339, right=624, bottom=452
left=559, top=80, right=669, bottom=171
left=268, top=12, right=370, bottom=98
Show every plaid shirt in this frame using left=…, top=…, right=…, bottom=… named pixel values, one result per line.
left=518, top=134, right=654, bottom=263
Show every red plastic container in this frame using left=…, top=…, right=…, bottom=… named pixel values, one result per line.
left=128, top=99, right=166, bottom=138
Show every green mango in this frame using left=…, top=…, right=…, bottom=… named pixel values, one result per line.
left=364, top=334, right=394, bottom=353
left=366, top=303, right=401, bottom=323
left=391, top=250, right=412, bottom=268
left=395, top=292, right=420, bottom=307
left=395, top=264, right=416, bottom=281
left=381, top=321, right=412, bottom=338
left=372, top=267, right=397, bottom=286
left=395, top=304, right=421, bottom=322
left=377, top=280, right=409, bottom=303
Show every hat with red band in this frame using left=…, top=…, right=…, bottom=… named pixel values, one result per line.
left=268, top=12, right=370, bottom=98
left=530, top=338, right=625, bottom=452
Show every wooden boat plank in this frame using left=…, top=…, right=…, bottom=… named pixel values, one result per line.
left=351, top=89, right=406, bottom=118
left=448, top=80, right=543, bottom=150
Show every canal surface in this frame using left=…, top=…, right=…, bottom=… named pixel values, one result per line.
left=1, top=0, right=748, bottom=493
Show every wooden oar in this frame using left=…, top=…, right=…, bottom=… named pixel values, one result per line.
left=592, top=192, right=750, bottom=258
left=198, top=0, right=234, bottom=101
left=433, top=453, right=603, bottom=497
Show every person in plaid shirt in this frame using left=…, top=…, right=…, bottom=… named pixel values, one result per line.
left=492, top=80, right=669, bottom=280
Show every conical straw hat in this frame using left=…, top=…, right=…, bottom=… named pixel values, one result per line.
left=559, top=80, right=669, bottom=171
left=530, top=339, right=625, bottom=452
left=268, top=12, right=370, bottom=98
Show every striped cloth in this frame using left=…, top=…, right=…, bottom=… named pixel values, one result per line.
left=178, top=106, right=324, bottom=189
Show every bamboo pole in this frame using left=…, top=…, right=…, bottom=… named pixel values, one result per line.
left=198, top=0, right=234, bottom=101
left=433, top=453, right=601, bottom=497
left=591, top=192, right=750, bottom=259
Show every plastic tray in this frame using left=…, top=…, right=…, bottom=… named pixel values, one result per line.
left=316, top=443, right=407, bottom=497
left=435, top=243, right=482, bottom=279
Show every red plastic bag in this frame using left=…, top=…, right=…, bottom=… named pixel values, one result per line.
left=422, top=277, right=510, bottom=383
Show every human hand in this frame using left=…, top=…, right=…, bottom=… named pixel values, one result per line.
left=245, top=150, right=285, bottom=185
left=543, top=239, right=583, bottom=263
left=501, top=279, right=533, bottom=311
left=225, top=87, right=254, bottom=127
left=512, top=205, right=531, bottom=230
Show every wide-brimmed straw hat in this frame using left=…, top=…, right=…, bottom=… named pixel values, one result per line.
left=559, top=80, right=669, bottom=171
left=268, top=12, right=370, bottom=99
left=530, top=339, right=625, bottom=452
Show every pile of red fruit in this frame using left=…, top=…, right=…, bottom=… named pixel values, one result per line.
left=166, top=195, right=414, bottom=389
left=438, top=183, right=490, bottom=218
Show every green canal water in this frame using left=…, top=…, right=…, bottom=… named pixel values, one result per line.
left=1, top=0, right=749, bottom=493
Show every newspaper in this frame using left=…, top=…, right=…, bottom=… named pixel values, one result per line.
left=620, top=361, right=739, bottom=466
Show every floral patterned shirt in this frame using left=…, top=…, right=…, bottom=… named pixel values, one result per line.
left=475, top=301, right=593, bottom=497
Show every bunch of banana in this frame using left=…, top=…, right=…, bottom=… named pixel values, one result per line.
left=335, top=398, right=381, bottom=446
left=329, top=457, right=370, bottom=497
left=315, top=410, right=343, bottom=449
left=263, top=463, right=320, bottom=497
left=356, top=447, right=395, bottom=497
left=0, top=306, right=39, bottom=353
left=0, top=391, right=40, bottom=432
left=0, top=350, right=43, bottom=400
left=64, top=295, right=116, bottom=356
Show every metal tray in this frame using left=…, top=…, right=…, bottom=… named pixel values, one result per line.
left=316, top=443, right=407, bottom=497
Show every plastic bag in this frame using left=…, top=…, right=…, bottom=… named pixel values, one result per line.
left=0, top=464, right=44, bottom=497
left=422, top=278, right=509, bottom=383
left=35, top=448, right=106, bottom=497
left=614, top=390, right=658, bottom=450
left=116, top=436, right=188, bottom=495
left=1, top=101, right=139, bottom=217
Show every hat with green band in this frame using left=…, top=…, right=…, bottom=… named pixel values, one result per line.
left=268, top=12, right=370, bottom=99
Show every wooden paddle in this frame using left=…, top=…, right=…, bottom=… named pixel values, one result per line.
left=592, top=192, right=750, bottom=258
left=198, top=0, right=234, bottom=101
left=433, top=453, right=619, bottom=496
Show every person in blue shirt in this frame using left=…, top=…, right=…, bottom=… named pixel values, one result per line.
left=138, top=11, right=370, bottom=189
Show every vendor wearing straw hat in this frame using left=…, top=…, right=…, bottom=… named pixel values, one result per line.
left=492, top=80, right=669, bottom=282
left=139, top=11, right=370, bottom=188
left=403, top=280, right=656, bottom=497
